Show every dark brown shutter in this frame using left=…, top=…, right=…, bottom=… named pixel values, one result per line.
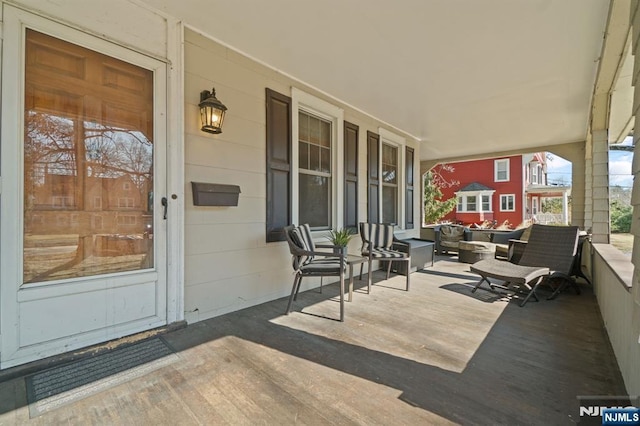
left=405, top=146, right=415, bottom=229
left=367, top=131, right=380, bottom=223
left=265, top=88, right=292, bottom=242
left=344, top=121, right=359, bottom=231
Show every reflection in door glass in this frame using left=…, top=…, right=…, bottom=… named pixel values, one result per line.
left=23, top=29, right=154, bottom=284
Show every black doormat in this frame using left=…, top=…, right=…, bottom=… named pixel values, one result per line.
left=25, top=337, right=178, bottom=417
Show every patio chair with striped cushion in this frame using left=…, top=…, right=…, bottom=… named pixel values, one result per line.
left=358, top=222, right=411, bottom=291
left=284, top=224, right=347, bottom=321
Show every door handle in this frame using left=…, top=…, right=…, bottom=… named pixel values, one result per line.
left=161, top=197, right=168, bottom=220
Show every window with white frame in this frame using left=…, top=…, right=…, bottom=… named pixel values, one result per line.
left=482, top=194, right=491, bottom=211
left=377, top=128, right=406, bottom=227
left=117, top=215, right=137, bottom=226
left=538, top=164, right=544, bottom=184
left=118, top=197, right=135, bottom=208
left=466, top=195, right=477, bottom=211
left=500, top=194, right=516, bottom=211
left=457, top=191, right=494, bottom=212
left=495, top=159, right=510, bottom=182
left=530, top=162, right=544, bottom=185
left=292, top=89, right=343, bottom=231
left=530, top=163, right=539, bottom=184
left=382, top=143, right=398, bottom=224
left=298, top=110, right=332, bottom=229
left=52, top=196, right=74, bottom=208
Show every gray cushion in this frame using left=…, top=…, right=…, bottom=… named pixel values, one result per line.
left=360, top=223, right=394, bottom=249
left=440, top=225, right=466, bottom=244
left=300, top=258, right=345, bottom=274
left=363, top=248, right=409, bottom=259
left=291, top=224, right=316, bottom=265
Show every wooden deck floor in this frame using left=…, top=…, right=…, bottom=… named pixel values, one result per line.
left=0, top=257, right=627, bottom=425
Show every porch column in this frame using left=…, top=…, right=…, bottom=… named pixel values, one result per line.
left=591, top=128, right=610, bottom=243
left=562, top=191, right=569, bottom=225
left=583, top=155, right=593, bottom=231
left=632, top=1, right=640, bottom=307
left=548, top=141, right=586, bottom=229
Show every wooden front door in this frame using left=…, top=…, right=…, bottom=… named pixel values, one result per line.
left=1, top=9, right=168, bottom=368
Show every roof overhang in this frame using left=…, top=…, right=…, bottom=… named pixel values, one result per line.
left=141, top=0, right=614, bottom=161
left=526, top=185, right=572, bottom=196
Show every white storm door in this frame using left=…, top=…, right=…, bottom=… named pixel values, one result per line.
left=0, top=7, right=168, bottom=368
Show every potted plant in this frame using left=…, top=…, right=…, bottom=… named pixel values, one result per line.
left=327, top=228, right=355, bottom=256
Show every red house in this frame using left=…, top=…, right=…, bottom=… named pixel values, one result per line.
left=433, top=153, right=570, bottom=227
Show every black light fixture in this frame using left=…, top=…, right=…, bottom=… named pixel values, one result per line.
left=199, top=87, right=227, bottom=134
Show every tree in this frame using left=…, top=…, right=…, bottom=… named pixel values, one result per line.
left=610, top=200, right=632, bottom=233
left=541, top=198, right=563, bottom=214
left=423, top=169, right=457, bottom=224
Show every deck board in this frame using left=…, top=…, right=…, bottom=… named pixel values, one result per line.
left=0, top=257, right=627, bottom=424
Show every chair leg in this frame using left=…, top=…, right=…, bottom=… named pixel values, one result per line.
left=471, top=276, right=491, bottom=293
left=293, top=276, right=303, bottom=301
left=286, top=274, right=301, bottom=315
left=319, top=277, right=323, bottom=294
left=405, top=258, right=410, bottom=291
left=367, top=259, right=372, bottom=294
left=386, top=260, right=392, bottom=280
left=339, top=271, right=345, bottom=322
left=547, top=273, right=580, bottom=300
left=359, top=263, right=364, bottom=280
left=519, top=278, right=542, bottom=307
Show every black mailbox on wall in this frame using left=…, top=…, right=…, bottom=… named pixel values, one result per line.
left=191, top=182, right=241, bottom=206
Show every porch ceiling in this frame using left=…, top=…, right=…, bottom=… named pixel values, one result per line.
left=143, top=0, right=610, bottom=161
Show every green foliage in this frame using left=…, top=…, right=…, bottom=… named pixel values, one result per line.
left=326, top=228, right=355, bottom=247
left=541, top=198, right=563, bottom=214
left=610, top=200, right=633, bottom=233
left=423, top=171, right=457, bottom=224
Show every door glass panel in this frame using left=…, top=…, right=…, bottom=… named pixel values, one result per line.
left=23, top=29, right=154, bottom=284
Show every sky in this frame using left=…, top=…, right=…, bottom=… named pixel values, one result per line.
left=546, top=137, right=634, bottom=189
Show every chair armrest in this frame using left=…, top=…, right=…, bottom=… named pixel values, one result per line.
left=491, top=228, right=525, bottom=244
left=392, top=240, right=410, bottom=255
left=290, top=246, right=340, bottom=258
left=313, top=251, right=344, bottom=258
left=509, top=239, right=527, bottom=244
left=508, top=239, right=527, bottom=263
left=291, top=247, right=317, bottom=257
left=316, top=244, right=337, bottom=249
left=312, top=251, right=345, bottom=261
left=392, top=237, right=409, bottom=247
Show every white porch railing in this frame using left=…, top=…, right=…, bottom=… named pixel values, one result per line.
left=525, top=213, right=564, bottom=224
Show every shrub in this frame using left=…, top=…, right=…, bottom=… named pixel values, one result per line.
left=610, top=201, right=632, bottom=233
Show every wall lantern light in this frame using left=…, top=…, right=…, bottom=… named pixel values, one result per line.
left=199, top=87, right=227, bottom=134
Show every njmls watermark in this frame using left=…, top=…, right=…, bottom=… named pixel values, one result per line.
left=578, top=395, right=640, bottom=425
